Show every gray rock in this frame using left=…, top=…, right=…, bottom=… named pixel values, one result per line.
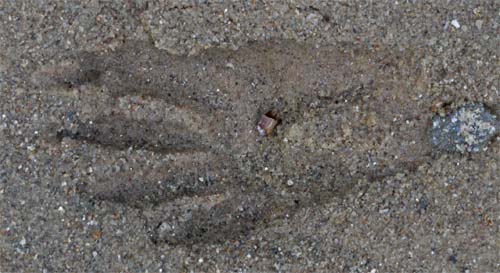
left=431, top=103, right=497, bottom=153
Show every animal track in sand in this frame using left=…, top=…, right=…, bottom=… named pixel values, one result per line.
left=33, top=40, right=457, bottom=245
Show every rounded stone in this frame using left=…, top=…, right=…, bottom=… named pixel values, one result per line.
left=431, top=103, right=497, bottom=153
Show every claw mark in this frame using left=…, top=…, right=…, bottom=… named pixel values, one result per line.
left=149, top=191, right=293, bottom=245
left=55, top=115, right=209, bottom=154
left=31, top=59, right=102, bottom=89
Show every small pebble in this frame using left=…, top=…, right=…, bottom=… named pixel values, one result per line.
left=257, top=112, right=278, bottom=136
left=451, top=19, right=461, bottom=29
left=475, top=20, right=483, bottom=30
left=431, top=103, right=497, bottom=153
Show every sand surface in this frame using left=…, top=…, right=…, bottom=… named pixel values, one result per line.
left=0, top=1, right=498, bottom=272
